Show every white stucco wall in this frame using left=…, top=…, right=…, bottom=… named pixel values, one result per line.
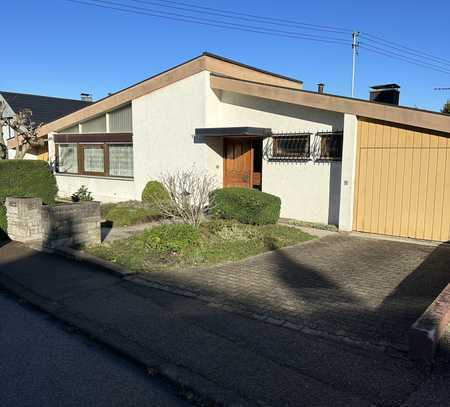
left=48, top=71, right=354, bottom=225
left=338, top=114, right=358, bottom=231
left=55, top=174, right=136, bottom=203
left=132, top=71, right=223, bottom=196
left=206, top=89, right=345, bottom=224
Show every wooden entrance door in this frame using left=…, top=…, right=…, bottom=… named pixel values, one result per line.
left=224, top=139, right=253, bottom=188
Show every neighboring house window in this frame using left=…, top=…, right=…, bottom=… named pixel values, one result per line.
left=58, top=144, right=78, bottom=173
left=56, top=142, right=133, bottom=178
left=109, top=144, right=133, bottom=177
left=318, top=131, right=343, bottom=160
left=272, top=133, right=311, bottom=159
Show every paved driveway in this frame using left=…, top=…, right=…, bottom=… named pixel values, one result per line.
left=140, top=234, right=450, bottom=349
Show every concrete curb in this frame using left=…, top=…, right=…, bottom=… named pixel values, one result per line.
left=409, top=283, right=450, bottom=363
left=54, top=247, right=134, bottom=278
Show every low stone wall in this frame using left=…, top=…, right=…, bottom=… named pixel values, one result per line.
left=409, top=283, right=450, bottom=363
left=6, top=197, right=101, bottom=249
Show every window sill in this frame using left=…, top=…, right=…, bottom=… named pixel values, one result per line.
left=316, top=158, right=342, bottom=162
left=55, top=173, right=134, bottom=181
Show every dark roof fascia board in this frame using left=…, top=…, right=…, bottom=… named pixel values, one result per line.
left=195, top=126, right=272, bottom=138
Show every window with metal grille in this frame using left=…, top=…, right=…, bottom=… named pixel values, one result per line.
left=318, top=131, right=343, bottom=160
left=272, top=133, right=311, bottom=159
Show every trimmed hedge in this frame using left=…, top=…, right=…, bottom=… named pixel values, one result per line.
left=209, top=188, right=281, bottom=225
left=141, top=181, right=170, bottom=205
left=0, top=160, right=58, bottom=238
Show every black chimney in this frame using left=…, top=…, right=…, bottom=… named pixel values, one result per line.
left=369, top=84, right=400, bottom=105
left=317, top=83, right=325, bottom=94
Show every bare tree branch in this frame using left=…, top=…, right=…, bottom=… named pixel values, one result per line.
left=0, top=101, right=9, bottom=159
left=154, top=167, right=217, bottom=227
left=6, top=108, right=44, bottom=159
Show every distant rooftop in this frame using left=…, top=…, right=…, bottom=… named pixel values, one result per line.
left=0, top=91, right=92, bottom=124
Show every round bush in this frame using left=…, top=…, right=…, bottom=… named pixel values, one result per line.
left=0, top=160, right=58, bottom=239
left=209, top=188, right=281, bottom=225
left=141, top=181, right=170, bottom=205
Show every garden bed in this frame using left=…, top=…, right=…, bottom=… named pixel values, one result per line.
left=100, top=201, right=162, bottom=227
left=86, top=220, right=314, bottom=272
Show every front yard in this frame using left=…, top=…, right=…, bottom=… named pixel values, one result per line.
left=87, top=220, right=314, bottom=272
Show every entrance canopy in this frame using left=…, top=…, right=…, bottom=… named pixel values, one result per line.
left=195, top=126, right=272, bottom=138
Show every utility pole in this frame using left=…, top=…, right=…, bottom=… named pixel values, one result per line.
left=351, top=31, right=360, bottom=98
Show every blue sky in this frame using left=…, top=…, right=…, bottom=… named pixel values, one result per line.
left=2, top=0, right=449, bottom=112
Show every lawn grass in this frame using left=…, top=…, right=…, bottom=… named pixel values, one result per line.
left=101, top=201, right=162, bottom=227
left=87, top=220, right=314, bottom=272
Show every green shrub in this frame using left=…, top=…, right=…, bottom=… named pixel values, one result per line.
left=209, top=188, right=281, bottom=225
left=0, top=160, right=58, bottom=238
left=140, top=223, right=200, bottom=254
left=141, top=181, right=170, bottom=206
left=104, top=206, right=161, bottom=227
left=72, top=185, right=93, bottom=202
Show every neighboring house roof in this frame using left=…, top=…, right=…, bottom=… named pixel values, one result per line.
left=210, top=74, right=450, bottom=134
left=0, top=91, right=92, bottom=125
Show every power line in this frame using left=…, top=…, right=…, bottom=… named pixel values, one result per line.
left=129, top=0, right=352, bottom=35
left=360, top=42, right=450, bottom=74
left=130, top=0, right=450, bottom=69
left=62, top=0, right=450, bottom=78
left=361, top=32, right=450, bottom=67
left=360, top=45, right=450, bottom=76
left=63, top=0, right=350, bottom=45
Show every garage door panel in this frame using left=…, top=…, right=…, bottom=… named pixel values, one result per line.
left=431, top=147, right=447, bottom=241
left=424, top=147, right=439, bottom=240
left=415, top=140, right=430, bottom=240
left=354, top=118, right=450, bottom=241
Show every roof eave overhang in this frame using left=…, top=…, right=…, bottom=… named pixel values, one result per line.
left=210, top=74, right=450, bottom=134
left=195, top=126, right=272, bottom=138
left=37, top=54, right=302, bottom=138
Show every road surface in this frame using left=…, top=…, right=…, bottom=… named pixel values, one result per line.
left=0, top=289, right=189, bottom=407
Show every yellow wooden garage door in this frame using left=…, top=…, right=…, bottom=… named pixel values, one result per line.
left=353, top=118, right=450, bottom=242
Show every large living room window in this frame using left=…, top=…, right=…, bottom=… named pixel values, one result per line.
left=56, top=142, right=133, bottom=178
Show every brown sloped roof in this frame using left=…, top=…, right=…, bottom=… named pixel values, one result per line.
left=35, top=52, right=302, bottom=138
left=210, top=74, right=450, bottom=134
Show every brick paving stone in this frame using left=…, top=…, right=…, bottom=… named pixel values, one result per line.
left=138, top=235, right=450, bottom=348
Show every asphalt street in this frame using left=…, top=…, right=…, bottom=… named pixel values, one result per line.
left=0, top=289, right=189, bottom=407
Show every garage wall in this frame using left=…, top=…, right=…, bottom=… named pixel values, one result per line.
left=353, top=118, right=450, bottom=241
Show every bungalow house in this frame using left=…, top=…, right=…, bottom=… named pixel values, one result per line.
left=28, top=52, right=450, bottom=241
left=1, top=91, right=92, bottom=159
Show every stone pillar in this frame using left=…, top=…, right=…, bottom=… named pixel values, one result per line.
left=5, top=197, right=43, bottom=242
